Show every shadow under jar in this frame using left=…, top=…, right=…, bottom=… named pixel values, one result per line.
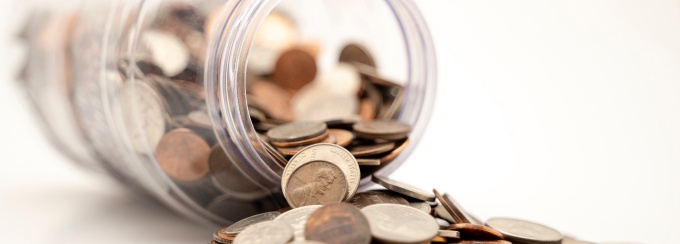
left=19, top=0, right=437, bottom=226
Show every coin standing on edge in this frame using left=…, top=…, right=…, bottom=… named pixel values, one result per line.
left=371, top=175, right=436, bottom=202
left=361, top=203, right=439, bottom=244
left=433, top=189, right=471, bottom=224
left=284, top=161, right=348, bottom=208
left=485, top=217, right=563, bottom=244
left=304, top=202, right=371, bottom=244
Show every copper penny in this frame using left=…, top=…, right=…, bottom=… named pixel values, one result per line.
left=271, top=131, right=329, bottom=148
left=267, top=121, right=327, bottom=143
left=277, top=134, right=336, bottom=156
left=155, top=128, right=211, bottom=181
left=284, top=161, right=348, bottom=208
left=379, top=139, right=410, bottom=164
left=348, top=141, right=396, bottom=157
left=328, top=129, right=354, bottom=147
left=353, top=119, right=411, bottom=141
left=304, top=202, right=371, bottom=244
left=339, top=43, right=376, bottom=68
left=249, top=79, right=294, bottom=122
left=433, top=189, right=471, bottom=224
left=347, top=190, right=409, bottom=209
left=431, top=235, right=448, bottom=243
left=273, top=48, right=317, bottom=92
left=358, top=98, right=377, bottom=121
left=447, top=223, right=503, bottom=240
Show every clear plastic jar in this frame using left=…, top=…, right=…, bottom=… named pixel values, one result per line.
left=19, top=0, right=436, bottom=226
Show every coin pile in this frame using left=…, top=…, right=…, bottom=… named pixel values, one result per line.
left=210, top=170, right=594, bottom=244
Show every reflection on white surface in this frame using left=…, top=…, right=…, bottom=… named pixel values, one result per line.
left=2, top=0, right=680, bottom=243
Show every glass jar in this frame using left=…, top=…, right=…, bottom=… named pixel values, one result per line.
left=19, top=0, right=436, bottom=226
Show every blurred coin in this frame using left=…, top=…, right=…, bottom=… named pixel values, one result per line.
left=434, top=204, right=455, bottom=224
left=339, top=43, right=376, bottom=68
left=315, top=63, right=362, bottom=96
left=562, top=237, right=596, bottom=244
left=409, top=201, right=432, bottom=214
left=206, top=195, right=262, bottom=223
left=353, top=119, right=411, bottom=141
left=253, top=11, right=298, bottom=51
left=348, top=141, right=395, bottom=157
left=325, top=116, right=361, bottom=130
left=232, top=221, right=294, bottom=244
left=119, top=80, right=166, bottom=153
left=433, top=189, right=470, bottom=224
left=438, top=230, right=461, bottom=239
left=282, top=144, right=360, bottom=200
left=276, top=134, right=336, bottom=156
left=348, top=191, right=409, bottom=209
left=267, top=121, right=327, bottom=143
left=273, top=48, right=317, bottom=92
left=213, top=227, right=235, bottom=243
left=456, top=241, right=512, bottom=244
left=271, top=131, right=329, bottom=148
left=249, top=79, right=294, bottom=122
left=292, top=83, right=359, bottom=122
left=225, top=211, right=281, bottom=236
left=141, top=30, right=190, bottom=77
left=304, top=202, right=371, bottom=244
left=371, top=175, right=435, bottom=201
left=356, top=158, right=381, bottom=166
left=328, top=129, right=354, bottom=147
left=261, top=139, right=289, bottom=166
left=275, top=205, right=322, bottom=241
left=284, top=161, right=348, bottom=208
left=362, top=204, right=439, bottom=244
left=358, top=98, right=376, bottom=121
left=208, top=145, right=269, bottom=200
left=485, top=217, right=563, bottom=244
left=447, top=223, right=503, bottom=240
left=379, top=139, right=410, bottom=164
left=155, top=128, right=210, bottom=181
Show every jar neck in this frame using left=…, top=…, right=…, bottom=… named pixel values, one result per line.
left=205, top=0, right=438, bottom=189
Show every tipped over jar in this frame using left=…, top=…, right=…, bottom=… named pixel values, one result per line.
left=18, top=0, right=437, bottom=226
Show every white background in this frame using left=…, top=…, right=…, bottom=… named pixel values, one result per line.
left=1, top=0, right=680, bottom=243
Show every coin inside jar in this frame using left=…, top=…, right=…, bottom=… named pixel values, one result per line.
left=267, top=121, right=328, bottom=143
left=284, top=161, right=348, bottom=208
left=273, top=48, right=317, bottom=92
left=155, top=128, right=211, bottom=182
left=304, top=202, right=371, bottom=244
left=348, top=141, right=396, bottom=157
left=353, top=119, right=411, bottom=141
left=339, top=43, right=376, bottom=68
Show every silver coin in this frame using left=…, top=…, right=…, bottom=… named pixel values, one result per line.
left=282, top=144, right=360, bottom=200
left=266, top=121, right=327, bottom=143
left=361, top=204, right=439, bottom=244
left=287, top=241, right=325, bottom=244
left=275, top=205, right=322, bottom=241
left=409, top=201, right=432, bottom=214
left=356, top=158, right=381, bottom=166
left=486, top=217, right=563, bottom=244
left=438, top=230, right=460, bottom=239
left=140, top=30, right=190, bottom=77
left=291, top=82, right=359, bottom=122
left=435, top=218, right=451, bottom=228
left=371, top=175, right=435, bottom=202
left=119, top=80, right=166, bottom=154
left=225, top=211, right=281, bottom=236
left=232, top=221, right=294, bottom=244
left=562, top=237, right=596, bottom=244
left=434, top=204, right=455, bottom=223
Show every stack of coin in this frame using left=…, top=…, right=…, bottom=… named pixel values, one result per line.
left=211, top=172, right=588, bottom=244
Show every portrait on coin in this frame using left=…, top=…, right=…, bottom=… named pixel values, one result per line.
left=289, top=168, right=338, bottom=207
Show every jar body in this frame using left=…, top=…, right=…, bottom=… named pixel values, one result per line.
left=19, top=0, right=437, bottom=226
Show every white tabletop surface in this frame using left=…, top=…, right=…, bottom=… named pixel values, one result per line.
left=1, top=1, right=680, bottom=243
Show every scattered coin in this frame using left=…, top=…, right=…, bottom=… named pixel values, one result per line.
left=275, top=205, right=322, bottom=241
left=361, top=203, right=439, bottom=244
left=232, top=221, right=294, bottom=244
left=225, top=211, right=281, bottom=236
left=284, top=161, right=348, bottom=208
left=371, top=175, right=436, bottom=202
left=155, top=128, right=211, bottom=182
left=485, top=217, right=563, bottom=244
left=347, top=191, right=409, bottom=209
left=353, top=119, right=411, bottom=141
left=304, top=202, right=371, bottom=244
left=409, top=201, right=432, bottom=214
left=433, top=189, right=471, bottom=224
left=447, top=223, right=504, bottom=240
left=438, top=230, right=461, bottom=239
left=434, top=204, right=456, bottom=223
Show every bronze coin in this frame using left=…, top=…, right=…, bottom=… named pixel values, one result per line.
left=379, top=139, right=410, bottom=164
left=304, top=202, right=371, bottom=244
left=271, top=131, right=330, bottom=148
left=249, top=79, right=294, bottom=122
left=339, top=43, right=376, bottom=68
left=347, top=190, right=409, bottom=209
left=433, top=189, right=471, bottom=224
left=348, top=141, right=396, bottom=157
left=273, top=48, right=317, bottom=92
left=267, top=121, right=327, bottom=143
left=261, top=139, right=288, bottom=166
left=328, top=129, right=354, bottom=147
left=277, top=135, right=337, bottom=156
left=155, top=128, right=211, bottom=181
left=431, top=235, right=448, bottom=243
left=284, top=161, right=348, bottom=208
left=353, top=119, right=411, bottom=141
left=358, top=98, right=377, bottom=121
left=447, top=223, right=503, bottom=240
